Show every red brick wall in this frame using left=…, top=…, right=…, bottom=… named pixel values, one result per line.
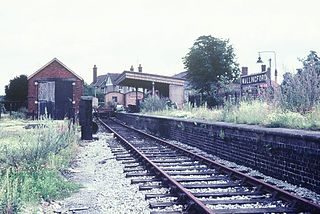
left=28, top=60, right=83, bottom=115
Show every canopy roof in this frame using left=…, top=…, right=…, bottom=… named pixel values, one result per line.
left=114, top=71, right=185, bottom=89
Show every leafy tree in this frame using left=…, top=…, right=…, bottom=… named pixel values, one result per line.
left=83, top=83, right=94, bottom=96
left=183, top=35, right=240, bottom=99
left=301, top=50, right=320, bottom=72
left=4, top=75, right=28, bottom=110
left=280, top=51, right=320, bottom=113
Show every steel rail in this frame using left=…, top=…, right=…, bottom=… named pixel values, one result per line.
left=99, top=118, right=215, bottom=214
left=106, top=117, right=320, bottom=213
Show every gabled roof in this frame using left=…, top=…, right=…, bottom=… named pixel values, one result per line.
left=91, top=74, right=108, bottom=87
left=27, top=58, right=83, bottom=80
left=108, top=73, right=121, bottom=83
left=172, top=71, right=187, bottom=80
left=90, top=73, right=121, bottom=87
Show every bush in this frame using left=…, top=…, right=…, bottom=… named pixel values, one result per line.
left=280, top=52, right=320, bottom=113
left=140, top=96, right=169, bottom=112
left=306, top=104, right=320, bottom=130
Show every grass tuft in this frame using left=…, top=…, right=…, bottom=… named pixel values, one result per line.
left=145, top=101, right=320, bottom=130
left=0, top=119, right=80, bottom=213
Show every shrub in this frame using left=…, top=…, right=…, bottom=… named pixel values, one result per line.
left=306, top=104, right=320, bottom=130
left=280, top=51, right=320, bottom=113
left=140, top=96, right=169, bottom=112
left=9, top=107, right=27, bottom=119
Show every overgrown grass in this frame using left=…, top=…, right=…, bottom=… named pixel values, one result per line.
left=0, top=118, right=80, bottom=213
left=147, top=101, right=320, bottom=130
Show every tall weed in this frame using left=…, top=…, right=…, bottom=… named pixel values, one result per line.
left=222, top=101, right=273, bottom=125
left=141, top=96, right=170, bottom=112
left=0, top=119, right=79, bottom=213
left=146, top=101, right=320, bottom=130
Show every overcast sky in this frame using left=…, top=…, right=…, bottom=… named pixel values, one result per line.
left=1, top=0, right=319, bottom=95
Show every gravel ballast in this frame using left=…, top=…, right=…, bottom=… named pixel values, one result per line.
left=168, top=140, right=320, bottom=205
left=42, top=132, right=150, bottom=214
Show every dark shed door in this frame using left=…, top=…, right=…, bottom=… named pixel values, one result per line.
left=54, top=80, right=73, bottom=120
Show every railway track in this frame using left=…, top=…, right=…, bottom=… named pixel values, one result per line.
left=98, top=117, right=320, bottom=214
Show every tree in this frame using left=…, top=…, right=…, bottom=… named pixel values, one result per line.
left=301, top=50, right=320, bottom=72
left=183, top=35, right=240, bottom=98
left=280, top=51, right=320, bottom=113
left=83, top=83, right=94, bottom=96
left=4, top=75, right=28, bottom=110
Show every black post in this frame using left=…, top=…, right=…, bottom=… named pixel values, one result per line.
left=79, top=96, right=93, bottom=140
left=9, top=103, right=12, bottom=116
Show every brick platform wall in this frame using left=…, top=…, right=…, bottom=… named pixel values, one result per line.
left=116, top=113, right=320, bottom=193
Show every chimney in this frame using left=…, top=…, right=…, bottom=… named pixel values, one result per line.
left=93, top=65, right=97, bottom=83
left=241, top=67, right=248, bottom=76
left=138, top=64, right=142, bottom=72
left=130, top=65, right=134, bottom=72
left=261, top=64, right=266, bottom=72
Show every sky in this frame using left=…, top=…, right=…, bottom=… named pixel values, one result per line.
left=1, top=0, right=319, bottom=95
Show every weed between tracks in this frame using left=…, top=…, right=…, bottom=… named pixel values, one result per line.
left=0, top=118, right=80, bottom=213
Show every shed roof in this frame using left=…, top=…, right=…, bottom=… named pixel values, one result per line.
left=27, top=58, right=83, bottom=81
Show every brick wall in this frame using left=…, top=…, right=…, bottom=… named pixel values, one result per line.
left=116, top=113, right=320, bottom=193
left=28, top=60, right=83, bottom=114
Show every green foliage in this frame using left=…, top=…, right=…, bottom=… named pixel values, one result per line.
left=9, top=107, right=27, bottom=120
left=83, top=83, right=94, bottom=96
left=183, top=35, right=240, bottom=96
left=0, top=119, right=80, bottom=213
left=146, top=101, right=320, bottom=130
left=4, top=75, right=28, bottom=110
left=280, top=51, right=320, bottom=113
left=222, top=101, right=271, bottom=125
left=301, top=50, right=320, bottom=71
left=0, top=167, right=80, bottom=213
left=95, top=91, right=105, bottom=103
left=265, top=111, right=307, bottom=129
left=140, top=96, right=169, bottom=112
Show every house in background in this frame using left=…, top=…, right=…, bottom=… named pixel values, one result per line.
left=28, top=58, right=83, bottom=119
left=90, top=65, right=144, bottom=107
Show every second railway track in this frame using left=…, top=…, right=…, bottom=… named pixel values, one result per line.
left=98, top=117, right=320, bottom=214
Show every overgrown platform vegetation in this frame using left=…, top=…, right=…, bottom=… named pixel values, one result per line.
left=0, top=118, right=80, bottom=213
left=144, top=101, right=320, bottom=130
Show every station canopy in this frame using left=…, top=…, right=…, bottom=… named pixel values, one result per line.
left=114, top=71, right=185, bottom=89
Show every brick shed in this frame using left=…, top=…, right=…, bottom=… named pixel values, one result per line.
left=27, top=58, right=83, bottom=119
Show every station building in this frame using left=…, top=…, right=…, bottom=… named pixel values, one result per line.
left=27, top=58, right=83, bottom=119
left=90, top=65, right=185, bottom=109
